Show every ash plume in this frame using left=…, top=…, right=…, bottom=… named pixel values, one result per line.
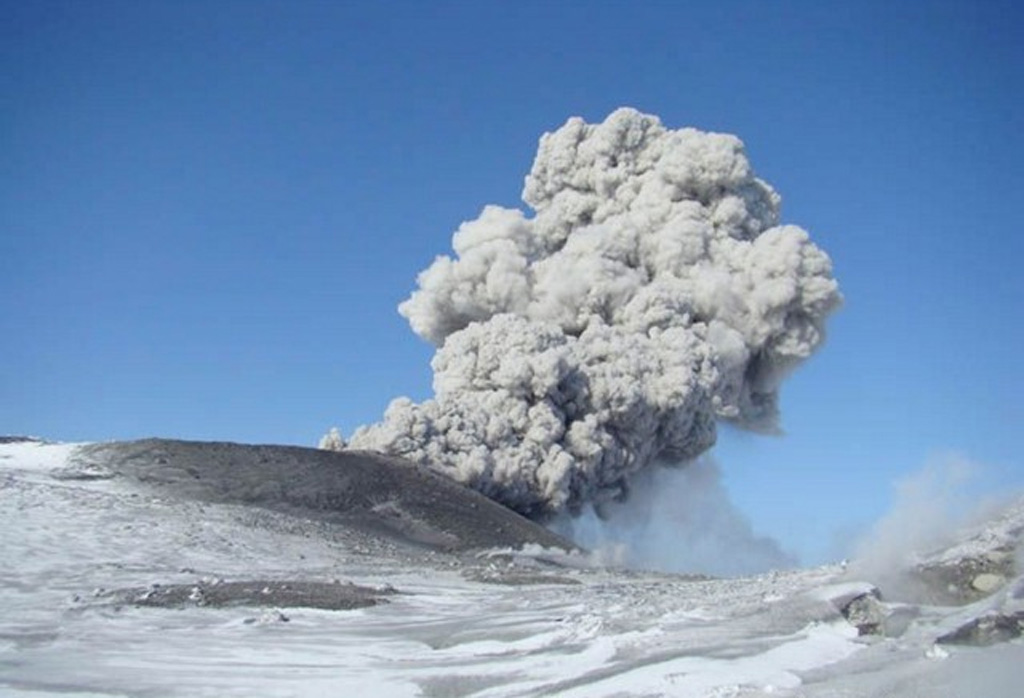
left=335, top=108, right=841, bottom=520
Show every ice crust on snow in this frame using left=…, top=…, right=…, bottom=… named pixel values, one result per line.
left=345, top=108, right=841, bottom=519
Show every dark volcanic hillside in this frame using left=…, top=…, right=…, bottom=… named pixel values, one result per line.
left=73, top=438, right=574, bottom=554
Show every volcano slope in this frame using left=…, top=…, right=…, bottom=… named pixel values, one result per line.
left=71, top=438, right=575, bottom=555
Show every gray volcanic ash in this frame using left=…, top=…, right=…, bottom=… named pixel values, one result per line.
left=337, top=108, right=841, bottom=520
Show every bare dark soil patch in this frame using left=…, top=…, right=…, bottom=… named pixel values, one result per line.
left=109, top=579, right=394, bottom=611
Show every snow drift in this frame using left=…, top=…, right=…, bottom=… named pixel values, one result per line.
left=338, top=108, right=841, bottom=519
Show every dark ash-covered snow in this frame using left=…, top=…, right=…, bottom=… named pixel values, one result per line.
left=72, top=438, right=575, bottom=554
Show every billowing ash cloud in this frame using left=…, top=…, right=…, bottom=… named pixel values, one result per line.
left=339, top=108, right=840, bottom=520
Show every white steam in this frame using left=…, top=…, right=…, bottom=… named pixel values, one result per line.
left=554, top=458, right=797, bottom=577
left=342, top=108, right=841, bottom=519
left=846, top=456, right=1008, bottom=600
left=849, top=458, right=979, bottom=576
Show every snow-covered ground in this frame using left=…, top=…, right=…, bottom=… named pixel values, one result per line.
left=2, top=439, right=1022, bottom=697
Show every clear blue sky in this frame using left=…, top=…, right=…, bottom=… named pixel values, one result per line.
left=3, top=0, right=1022, bottom=564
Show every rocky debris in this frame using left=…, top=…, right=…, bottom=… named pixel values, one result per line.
left=813, top=581, right=926, bottom=638
left=913, top=549, right=1016, bottom=605
left=814, top=582, right=890, bottom=636
left=971, top=572, right=1008, bottom=594
left=936, top=610, right=1024, bottom=646
left=936, top=575, right=1024, bottom=647
left=107, top=579, right=397, bottom=611
left=841, top=591, right=888, bottom=636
